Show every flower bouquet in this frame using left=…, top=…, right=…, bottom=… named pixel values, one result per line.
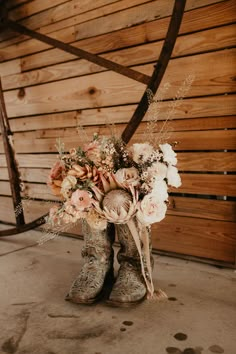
left=47, top=134, right=181, bottom=298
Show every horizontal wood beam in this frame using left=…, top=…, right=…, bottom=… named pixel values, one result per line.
left=5, top=19, right=151, bottom=85
left=152, top=214, right=236, bottom=263
left=1, top=150, right=235, bottom=172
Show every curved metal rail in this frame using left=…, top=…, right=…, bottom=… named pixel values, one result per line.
left=122, top=0, right=186, bottom=143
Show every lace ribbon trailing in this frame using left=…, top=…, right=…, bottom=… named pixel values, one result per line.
left=127, top=218, right=167, bottom=300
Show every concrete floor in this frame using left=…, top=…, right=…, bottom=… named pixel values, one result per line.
left=0, top=228, right=235, bottom=354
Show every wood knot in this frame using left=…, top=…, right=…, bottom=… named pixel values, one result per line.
left=88, top=87, right=96, bottom=95
left=18, top=87, right=25, bottom=99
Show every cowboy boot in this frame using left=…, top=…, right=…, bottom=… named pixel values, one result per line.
left=107, top=220, right=153, bottom=306
left=66, top=221, right=115, bottom=304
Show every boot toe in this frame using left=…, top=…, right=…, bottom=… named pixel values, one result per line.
left=67, top=261, right=113, bottom=304
left=108, top=263, right=147, bottom=306
left=109, top=284, right=146, bottom=304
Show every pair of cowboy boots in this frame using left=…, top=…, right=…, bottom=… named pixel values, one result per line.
left=66, top=219, right=150, bottom=306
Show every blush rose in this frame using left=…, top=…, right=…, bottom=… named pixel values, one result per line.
left=136, top=193, right=167, bottom=225
left=71, top=189, right=92, bottom=211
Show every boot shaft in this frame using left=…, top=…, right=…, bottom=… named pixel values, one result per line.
left=115, top=222, right=139, bottom=265
left=81, top=220, right=115, bottom=263
left=115, top=220, right=153, bottom=268
left=67, top=221, right=115, bottom=304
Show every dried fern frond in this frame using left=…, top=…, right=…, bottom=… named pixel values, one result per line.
left=144, top=73, right=195, bottom=147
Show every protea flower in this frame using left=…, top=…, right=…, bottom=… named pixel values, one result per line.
left=92, top=173, right=138, bottom=224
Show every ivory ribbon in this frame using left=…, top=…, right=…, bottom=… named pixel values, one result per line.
left=127, top=217, right=168, bottom=300
left=127, top=218, right=154, bottom=298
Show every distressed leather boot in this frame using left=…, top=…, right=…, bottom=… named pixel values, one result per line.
left=66, top=221, right=115, bottom=304
left=107, top=221, right=153, bottom=306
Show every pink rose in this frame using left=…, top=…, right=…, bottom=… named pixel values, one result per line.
left=48, top=161, right=65, bottom=182
left=71, top=190, right=92, bottom=211
left=48, top=161, right=65, bottom=196
left=136, top=194, right=167, bottom=225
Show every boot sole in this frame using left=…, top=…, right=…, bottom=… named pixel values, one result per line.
left=106, top=294, right=146, bottom=307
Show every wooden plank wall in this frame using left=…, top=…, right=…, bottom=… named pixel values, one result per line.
left=0, top=0, right=235, bottom=265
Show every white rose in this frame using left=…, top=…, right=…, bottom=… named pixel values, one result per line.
left=147, top=161, right=167, bottom=181
left=115, top=167, right=140, bottom=186
left=61, top=175, right=77, bottom=199
left=136, top=194, right=167, bottom=225
left=159, top=143, right=177, bottom=166
left=130, top=143, right=154, bottom=163
left=166, top=165, right=181, bottom=188
left=151, top=180, right=168, bottom=202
